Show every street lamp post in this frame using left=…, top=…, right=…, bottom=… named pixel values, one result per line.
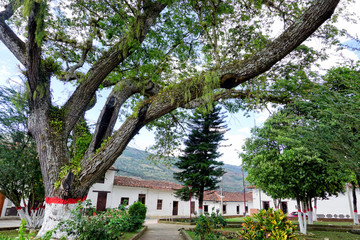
left=189, top=185, right=192, bottom=222
left=220, top=177, right=223, bottom=215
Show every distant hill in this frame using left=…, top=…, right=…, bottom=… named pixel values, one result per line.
left=113, top=147, right=247, bottom=192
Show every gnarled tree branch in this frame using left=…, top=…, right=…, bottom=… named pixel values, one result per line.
left=62, top=2, right=167, bottom=136
left=0, top=1, right=26, bottom=66
left=77, top=0, right=340, bottom=191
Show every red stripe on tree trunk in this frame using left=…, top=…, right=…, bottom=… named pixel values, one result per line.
left=16, top=207, right=22, bottom=210
left=298, top=209, right=301, bottom=212
left=355, top=210, right=358, bottom=213
left=45, top=196, right=87, bottom=204
left=199, top=207, right=203, bottom=209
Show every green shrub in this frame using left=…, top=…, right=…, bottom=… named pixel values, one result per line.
left=209, top=210, right=227, bottom=229
left=129, top=201, right=147, bottom=220
left=194, top=214, right=214, bottom=240
left=239, top=208, right=297, bottom=240
left=59, top=200, right=145, bottom=240
left=128, top=201, right=147, bottom=231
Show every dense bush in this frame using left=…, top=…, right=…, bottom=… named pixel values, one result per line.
left=194, top=211, right=227, bottom=240
left=209, top=210, right=227, bottom=229
left=239, top=208, right=297, bottom=240
left=194, top=214, right=214, bottom=240
left=128, top=201, right=147, bottom=232
left=59, top=200, right=146, bottom=240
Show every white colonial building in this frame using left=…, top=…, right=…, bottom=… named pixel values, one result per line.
left=1, top=168, right=359, bottom=220
left=86, top=167, right=252, bottom=218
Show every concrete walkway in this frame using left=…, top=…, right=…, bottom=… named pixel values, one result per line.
left=0, top=218, right=21, bottom=230
left=139, top=219, right=189, bottom=240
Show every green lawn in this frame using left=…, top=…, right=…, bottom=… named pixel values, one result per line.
left=226, top=217, right=355, bottom=226
left=296, top=231, right=360, bottom=240
left=226, top=217, right=246, bottom=222
left=0, top=229, right=36, bottom=239
left=186, top=228, right=360, bottom=240
left=0, top=229, right=139, bottom=239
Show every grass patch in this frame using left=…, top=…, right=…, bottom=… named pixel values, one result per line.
left=226, top=217, right=245, bottom=222
left=121, top=230, right=142, bottom=240
left=187, top=229, right=360, bottom=240
left=294, top=221, right=354, bottom=226
left=218, top=228, right=360, bottom=240
left=0, top=229, right=36, bottom=239
left=0, top=229, right=140, bottom=240
left=227, top=218, right=355, bottom=226
left=296, top=231, right=360, bottom=240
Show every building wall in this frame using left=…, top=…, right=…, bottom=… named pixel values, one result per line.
left=250, top=187, right=360, bottom=218
left=0, top=197, right=16, bottom=217
left=88, top=183, right=199, bottom=218
left=203, top=200, right=253, bottom=216
left=316, top=187, right=360, bottom=218
left=250, top=189, right=297, bottom=214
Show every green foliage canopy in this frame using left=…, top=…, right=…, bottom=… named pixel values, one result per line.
left=0, top=87, right=44, bottom=207
left=241, top=99, right=351, bottom=202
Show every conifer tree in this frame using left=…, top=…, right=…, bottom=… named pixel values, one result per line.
left=174, top=105, right=227, bottom=215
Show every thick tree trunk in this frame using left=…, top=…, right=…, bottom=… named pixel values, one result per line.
left=198, top=193, right=204, bottom=215
left=308, top=199, right=313, bottom=224
left=352, top=184, right=359, bottom=225
left=313, top=198, right=317, bottom=222
left=37, top=201, right=81, bottom=238
left=296, top=199, right=305, bottom=235
left=302, top=201, right=307, bottom=234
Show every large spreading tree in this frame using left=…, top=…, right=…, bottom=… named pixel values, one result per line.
left=241, top=65, right=360, bottom=232
left=283, top=66, right=360, bottom=225
left=174, top=104, right=226, bottom=215
left=241, top=109, right=351, bottom=234
left=0, top=0, right=348, bottom=236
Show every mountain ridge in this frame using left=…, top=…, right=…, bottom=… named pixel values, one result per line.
left=113, top=146, right=247, bottom=192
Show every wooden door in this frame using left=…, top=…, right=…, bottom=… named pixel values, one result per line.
left=96, top=192, right=108, bottom=212
left=0, top=193, right=5, bottom=216
left=281, top=202, right=288, bottom=214
left=172, top=201, right=178, bottom=216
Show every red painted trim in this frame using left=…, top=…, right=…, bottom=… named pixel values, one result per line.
left=16, top=207, right=22, bottom=210
left=45, top=196, right=87, bottom=204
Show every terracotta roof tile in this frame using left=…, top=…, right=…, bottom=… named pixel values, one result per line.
left=114, top=176, right=183, bottom=191
left=204, top=191, right=252, bottom=202
left=114, top=176, right=253, bottom=201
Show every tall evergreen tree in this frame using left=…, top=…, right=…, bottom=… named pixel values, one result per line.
left=174, top=105, right=227, bottom=215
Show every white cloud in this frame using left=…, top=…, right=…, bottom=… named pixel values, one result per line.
left=0, top=65, right=10, bottom=78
